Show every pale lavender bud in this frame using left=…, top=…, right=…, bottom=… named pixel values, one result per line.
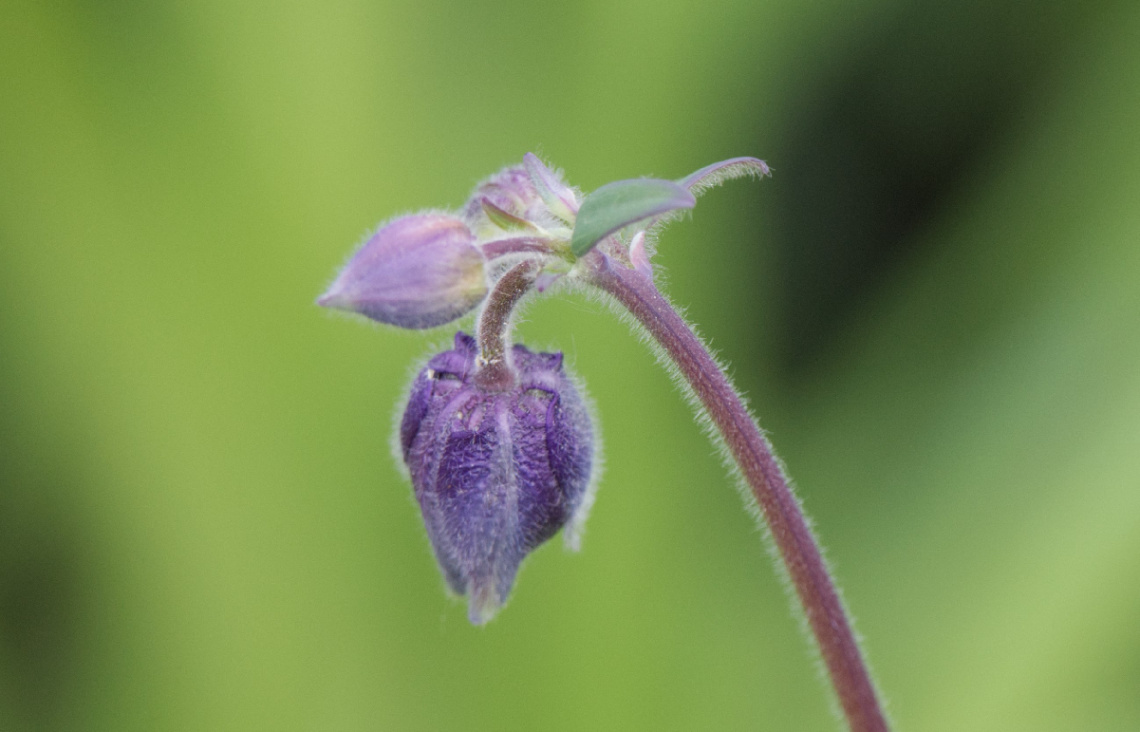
left=318, top=214, right=487, bottom=329
left=462, top=165, right=545, bottom=235
left=461, top=154, right=579, bottom=235
left=399, top=332, right=596, bottom=624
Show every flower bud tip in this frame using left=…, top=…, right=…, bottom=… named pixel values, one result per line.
left=321, top=214, right=487, bottom=329
left=468, top=581, right=504, bottom=625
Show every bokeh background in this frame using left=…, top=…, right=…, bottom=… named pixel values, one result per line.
left=2, top=0, right=1139, bottom=730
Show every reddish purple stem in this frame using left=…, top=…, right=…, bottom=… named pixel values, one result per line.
left=474, top=259, right=540, bottom=392
left=585, top=251, right=889, bottom=732
left=480, top=236, right=558, bottom=259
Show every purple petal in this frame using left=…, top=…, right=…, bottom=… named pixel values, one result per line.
left=400, top=333, right=596, bottom=623
left=318, top=214, right=487, bottom=329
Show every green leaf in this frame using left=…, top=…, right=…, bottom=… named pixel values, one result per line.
left=678, top=157, right=770, bottom=197
left=570, top=179, right=695, bottom=256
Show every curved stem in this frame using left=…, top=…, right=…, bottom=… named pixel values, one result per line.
left=584, top=251, right=889, bottom=732
left=480, top=236, right=560, bottom=260
left=473, top=259, right=540, bottom=392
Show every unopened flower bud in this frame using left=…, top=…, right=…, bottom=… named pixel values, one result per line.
left=318, top=214, right=486, bottom=329
left=399, top=332, right=596, bottom=624
left=461, top=154, right=579, bottom=236
left=461, top=166, right=545, bottom=236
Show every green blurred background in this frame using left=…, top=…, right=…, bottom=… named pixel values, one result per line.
left=2, top=0, right=1139, bottom=729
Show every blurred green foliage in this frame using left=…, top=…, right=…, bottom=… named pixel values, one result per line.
left=2, top=1, right=1139, bottom=730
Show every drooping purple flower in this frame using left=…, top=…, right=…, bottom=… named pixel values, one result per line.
left=399, top=332, right=595, bottom=624
left=318, top=214, right=487, bottom=329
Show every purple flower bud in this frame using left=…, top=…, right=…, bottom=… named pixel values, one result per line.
left=318, top=214, right=487, bottom=329
left=461, top=155, right=579, bottom=236
left=399, top=332, right=596, bottom=624
left=461, top=165, right=546, bottom=235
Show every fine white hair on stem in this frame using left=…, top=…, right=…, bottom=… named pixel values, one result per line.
left=567, top=270, right=888, bottom=729
left=566, top=276, right=764, bottom=528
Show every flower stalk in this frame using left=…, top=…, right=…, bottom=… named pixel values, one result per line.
left=474, top=259, right=540, bottom=392
left=582, top=247, right=889, bottom=732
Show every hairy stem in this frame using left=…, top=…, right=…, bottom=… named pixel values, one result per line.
left=480, top=236, right=558, bottom=259
left=584, top=251, right=889, bottom=732
left=474, top=259, right=540, bottom=392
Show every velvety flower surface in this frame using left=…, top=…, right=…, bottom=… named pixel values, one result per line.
left=399, top=332, right=595, bottom=624
left=318, top=214, right=487, bottom=329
